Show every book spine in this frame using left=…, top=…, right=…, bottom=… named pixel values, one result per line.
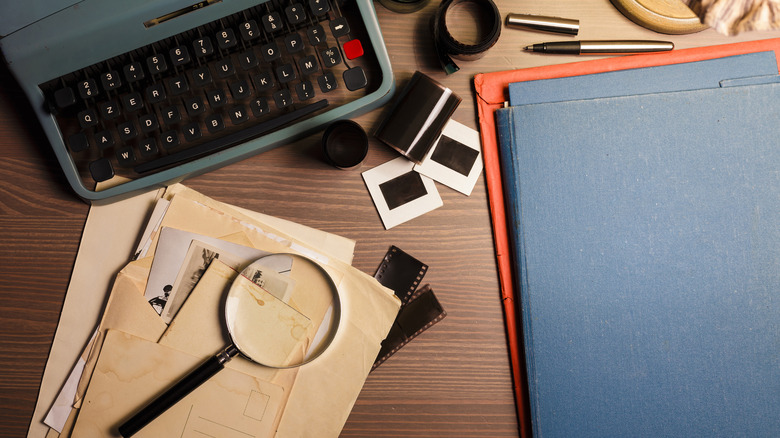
left=495, top=107, right=540, bottom=432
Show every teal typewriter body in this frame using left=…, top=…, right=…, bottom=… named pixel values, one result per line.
left=0, top=0, right=395, bottom=201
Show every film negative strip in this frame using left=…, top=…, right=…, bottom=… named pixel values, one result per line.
left=372, top=284, right=447, bottom=370
left=374, top=245, right=428, bottom=304
left=372, top=246, right=446, bottom=370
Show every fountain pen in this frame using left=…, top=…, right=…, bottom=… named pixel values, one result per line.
left=524, top=40, right=674, bottom=55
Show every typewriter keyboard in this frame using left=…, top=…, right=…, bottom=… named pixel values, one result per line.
left=40, top=0, right=386, bottom=192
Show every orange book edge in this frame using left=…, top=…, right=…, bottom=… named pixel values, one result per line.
left=473, top=37, right=780, bottom=438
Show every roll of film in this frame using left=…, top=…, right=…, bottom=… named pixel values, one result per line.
left=431, top=0, right=502, bottom=74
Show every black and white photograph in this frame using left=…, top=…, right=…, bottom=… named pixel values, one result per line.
left=143, top=227, right=268, bottom=312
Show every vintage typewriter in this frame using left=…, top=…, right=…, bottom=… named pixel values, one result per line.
left=0, top=0, right=394, bottom=201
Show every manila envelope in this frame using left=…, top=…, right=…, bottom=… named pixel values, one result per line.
left=161, top=259, right=323, bottom=381
left=46, top=184, right=358, bottom=435
left=38, top=184, right=358, bottom=438
left=73, top=330, right=285, bottom=438
left=160, top=255, right=403, bottom=437
left=155, top=259, right=308, bottom=437
left=154, top=184, right=353, bottom=266
left=60, top=186, right=401, bottom=437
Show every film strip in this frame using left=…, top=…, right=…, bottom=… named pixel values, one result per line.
left=372, top=284, right=447, bottom=370
left=372, top=246, right=447, bottom=370
left=374, top=245, right=428, bottom=304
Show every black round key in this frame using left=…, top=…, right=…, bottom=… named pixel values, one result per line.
left=309, top=0, right=330, bottom=16
left=68, top=132, right=89, bottom=152
left=89, top=158, right=114, bottom=182
left=343, top=67, right=367, bottom=91
left=54, top=87, right=76, bottom=109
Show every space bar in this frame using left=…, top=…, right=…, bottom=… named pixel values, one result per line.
left=135, top=99, right=329, bottom=174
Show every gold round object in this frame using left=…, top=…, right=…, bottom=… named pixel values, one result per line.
left=610, top=0, right=709, bottom=34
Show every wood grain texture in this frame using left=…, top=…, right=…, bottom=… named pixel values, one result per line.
left=2, top=1, right=780, bottom=437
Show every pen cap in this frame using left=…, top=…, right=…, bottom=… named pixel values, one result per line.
left=375, top=71, right=461, bottom=164
left=506, top=13, right=579, bottom=35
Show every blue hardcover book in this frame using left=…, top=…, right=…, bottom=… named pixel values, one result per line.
left=507, top=51, right=779, bottom=106
left=496, top=83, right=780, bottom=437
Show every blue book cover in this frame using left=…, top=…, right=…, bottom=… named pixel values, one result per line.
left=496, top=83, right=780, bottom=437
left=507, top=51, right=779, bottom=106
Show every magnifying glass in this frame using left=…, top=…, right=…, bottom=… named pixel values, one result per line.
left=118, top=253, right=341, bottom=437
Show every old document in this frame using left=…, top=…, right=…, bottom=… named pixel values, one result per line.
left=41, top=185, right=400, bottom=438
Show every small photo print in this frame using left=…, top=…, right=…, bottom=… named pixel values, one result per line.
left=414, top=120, right=483, bottom=195
left=363, top=157, right=443, bottom=229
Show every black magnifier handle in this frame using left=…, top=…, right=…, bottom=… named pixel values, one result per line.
left=118, top=344, right=240, bottom=437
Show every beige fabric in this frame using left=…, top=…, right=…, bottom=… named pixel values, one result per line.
left=683, top=0, right=780, bottom=34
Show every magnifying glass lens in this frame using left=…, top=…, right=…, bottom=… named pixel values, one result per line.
left=226, top=253, right=340, bottom=368
left=226, top=274, right=312, bottom=366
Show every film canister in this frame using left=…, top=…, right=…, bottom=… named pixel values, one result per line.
left=322, top=120, right=369, bottom=170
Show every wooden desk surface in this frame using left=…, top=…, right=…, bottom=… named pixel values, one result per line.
left=1, top=1, right=779, bottom=437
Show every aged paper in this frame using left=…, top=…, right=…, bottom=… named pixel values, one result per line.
left=38, top=189, right=164, bottom=436
left=158, top=260, right=303, bottom=435
left=162, top=260, right=314, bottom=372
left=72, top=330, right=284, bottom=438
left=35, top=184, right=357, bottom=437
left=158, top=184, right=354, bottom=264
left=50, top=185, right=400, bottom=438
